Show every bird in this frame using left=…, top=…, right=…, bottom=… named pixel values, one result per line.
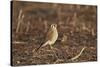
left=35, top=24, right=58, bottom=52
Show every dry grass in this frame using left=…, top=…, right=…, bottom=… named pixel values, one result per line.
left=11, top=1, right=97, bottom=66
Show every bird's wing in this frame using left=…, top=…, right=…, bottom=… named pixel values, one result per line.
left=46, top=28, right=54, bottom=41
left=35, top=40, right=50, bottom=52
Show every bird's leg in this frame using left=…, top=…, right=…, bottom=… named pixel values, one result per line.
left=50, top=45, right=53, bottom=49
left=50, top=44, right=58, bottom=50
left=49, top=45, right=59, bottom=60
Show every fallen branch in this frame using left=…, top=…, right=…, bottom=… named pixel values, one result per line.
left=70, top=47, right=86, bottom=61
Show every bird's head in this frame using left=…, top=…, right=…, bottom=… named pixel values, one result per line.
left=50, top=24, right=57, bottom=29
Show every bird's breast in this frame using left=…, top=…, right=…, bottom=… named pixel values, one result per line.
left=49, top=30, right=58, bottom=44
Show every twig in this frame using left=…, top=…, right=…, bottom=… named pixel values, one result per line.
left=12, top=41, right=27, bottom=44
left=70, top=47, right=86, bottom=61
left=25, top=21, right=30, bottom=33
left=16, top=9, right=24, bottom=33
left=54, top=59, right=64, bottom=64
left=44, top=20, right=48, bottom=33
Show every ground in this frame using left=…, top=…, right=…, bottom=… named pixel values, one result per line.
left=11, top=1, right=97, bottom=66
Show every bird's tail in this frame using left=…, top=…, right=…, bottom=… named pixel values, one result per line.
left=35, top=41, right=49, bottom=52
left=35, top=44, right=43, bottom=52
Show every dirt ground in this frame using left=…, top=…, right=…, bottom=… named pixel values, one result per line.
left=11, top=1, right=97, bottom=66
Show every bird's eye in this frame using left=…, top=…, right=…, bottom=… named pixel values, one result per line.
left=54, top=24, right=57, bottom=28
left=51, top=24, right=54, bottom=27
